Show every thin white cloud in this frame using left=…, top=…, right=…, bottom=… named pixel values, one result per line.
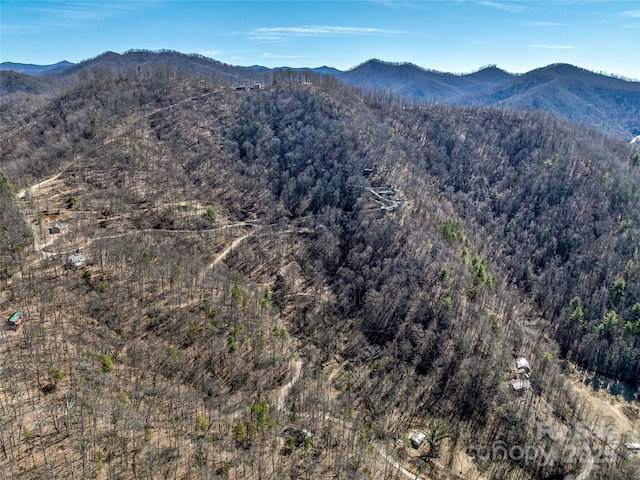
left=262, top=53, right=302, bottom=59
left=249, top=26, right=407, bottom=41
left=526, top=21, right=562, bottom=27
left=479, top=2, right=523, bottom=13
left=261, top=52, right=322, bottom=60
left=369, top=0, right=422, bottom=8
left=200, top=50, right=221, bottom=56
left=531, top=44, right=575, bottom=50
left=622, top=10, right=640, bottom=18
left=1, top=23, right=38, bottom=34
left=27, top=1, right=162, bottom=28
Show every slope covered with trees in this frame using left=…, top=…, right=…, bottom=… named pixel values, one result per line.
left=338, top=59, right=640, bottom=139
left=1, top=54, right=640, bottom=479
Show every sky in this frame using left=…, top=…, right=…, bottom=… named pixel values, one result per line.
left=1, top=0, right=639, bottom=79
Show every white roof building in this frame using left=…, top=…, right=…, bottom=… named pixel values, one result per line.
left=511, top=379, right=531, bottom=391
left=516, top=357, right=531, bottom=373
left=67, top=253, right=85, bottom=269
left=624, top=442, right=640, bottom=451
left=409, top=431, right=426, bottom=449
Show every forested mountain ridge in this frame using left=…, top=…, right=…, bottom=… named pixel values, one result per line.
left=1, top=55, right=640, bottom=479
left=338, top=59, right=640, bottom=139
left=62, top=50, right=265, bottom=84
left=0, top=60, right=73, bottom=76
left=3, top=50, right=638, bottom=139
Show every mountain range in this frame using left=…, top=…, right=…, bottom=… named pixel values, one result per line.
left=338, top=59, right=640, bottom=139
left=2, top=51, right=639, bottom=139
left=0, top=60, right=73, bottom=76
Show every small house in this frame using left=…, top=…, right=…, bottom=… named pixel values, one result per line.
left=67, top=253, right=85, bottom=269
left=410, top=431, right=426, bottom=449
left=50, top=222, right=64, bottom=234
left=624, top=442, right=640, bottom=451
left=516, top=357, right=531, bottom=375
left=360, top=344, right=382, bottom=362
left=372, top=186, right=396, bottom=196
left=282, top=427, right=313, bottom=448
left=511, top=379, right=531, bottom=391
left=6, top=311, right=22, bottom=331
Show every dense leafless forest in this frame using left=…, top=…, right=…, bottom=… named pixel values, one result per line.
left=1, top=51, right=640, bottom=479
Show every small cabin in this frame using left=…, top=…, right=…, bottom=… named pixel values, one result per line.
left=511, top=379, right=531, bottom=391
left=282, top=427, right=313, bottom=448
left=361, top=344, right=382, bottom=362
left=67, top=253, right=85, bottom=269
left=516, top=357, right=531, bottom=375
left=50, top=222, right=64, bottom=234
left=409, top=431, right=426, bottom=449
left=372, top=186, right=396, bottom=196
left=624, top=442, right=640, bottom=451
left=6, top=311, right=22, bottom=331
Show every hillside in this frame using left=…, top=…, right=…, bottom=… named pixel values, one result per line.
left=337, top=59, right=513, bottom=101
left=1, top=54, right=640, bottom=479
left=338, top=60, right=640, bottom=139
left=0, top=60, right=74, bottom=76
left=0, top=70, right=50, bottom=95
left=63, top=50, right=265, bottom=85
left=3, top=52, right=638, bottom=139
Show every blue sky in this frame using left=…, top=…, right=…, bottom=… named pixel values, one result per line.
left=1, top=0, right=639, bottom=78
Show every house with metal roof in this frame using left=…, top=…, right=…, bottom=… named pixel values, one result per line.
left=67, top=252, right=85, bottom=269
left=410, top=431, right=426, bottom=449
left=50, top=221, right=64, bottom=234
left=511, top=379, right=531, bottom=391
left=516, top=357, right=531, bottom=374
left=6, top=311, right=22, bottom=331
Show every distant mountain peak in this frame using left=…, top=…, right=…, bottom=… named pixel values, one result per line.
left=351, top=59, right=435, bottom=73
left=0, top=60, right=74, bottom=76
left=467, top=65, right=512, bottom=81
left=529, top=63, right=590, bottom=77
